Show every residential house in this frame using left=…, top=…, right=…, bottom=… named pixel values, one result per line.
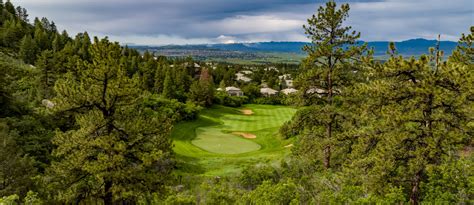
left=226, top=86, right=244, bottom=96
left=281, top=88, right=298, bottom=95
left=260, top=87, right=279, bottom=96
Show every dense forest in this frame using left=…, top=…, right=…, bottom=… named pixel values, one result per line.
left=0, top=0, right=472, bottom=204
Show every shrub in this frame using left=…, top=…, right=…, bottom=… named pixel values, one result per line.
left=243, top=179, right=300, bottom=204
left=142, top=94, right=201, bottom=123
left=239, top=164, right=280, bottom=190
left=213, top=92, right=248, bottom=107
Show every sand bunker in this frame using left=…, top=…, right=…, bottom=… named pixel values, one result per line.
left=232, top=132, right=257, bottom=139
left=241, top=109, right=254, bottom=115
left=284, top=144, right=294, bottom=148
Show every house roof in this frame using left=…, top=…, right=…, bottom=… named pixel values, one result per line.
left=225, top=86, right=242, bottom=92
left=281, top=88, right=298, bottom=95
left=260, top=87, right=279, bottom=95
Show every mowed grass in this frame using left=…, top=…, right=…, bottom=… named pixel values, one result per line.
left=192, top=127, right=261, bottom=154
left=171, top=104, right=297, bottom=176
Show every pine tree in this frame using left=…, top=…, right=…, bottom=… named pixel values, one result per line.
left=140, top=57, right=157, bottom=91
left=355, top=42, right=473, bottom=204
left=294, top=0, right=366, bottom=169
left=449, top=26, right=473, bottom=65
left=162, top=67, right=175, bottom=99
left=154, top=63, right=166, bottom=94
left=18, top=34, right=38, bottom=64
left=36, top=50, right=57, bottom=98
left=49, top=37, right=174, bottom=204
left=188, top=68, right=214, bottom=107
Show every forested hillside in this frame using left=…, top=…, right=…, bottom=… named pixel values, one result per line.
left=0, top=0, right=472, bottom=204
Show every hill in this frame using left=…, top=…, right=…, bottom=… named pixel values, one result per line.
left=132, top=39, right=458, bottom=64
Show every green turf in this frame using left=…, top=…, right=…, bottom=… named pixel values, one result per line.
left=191, top=127, right=261, bottom=154
left=171, top=104, right=297, bottom=176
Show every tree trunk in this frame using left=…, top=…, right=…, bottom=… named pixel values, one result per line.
left=323, top=143, right=331, bottom=169
left=104, top=180, right=113, bottom=205
left=324, top=55, right=333, bottom=170
left=409, top=171, right=422, bottom=205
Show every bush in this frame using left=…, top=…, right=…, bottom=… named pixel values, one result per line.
left=213, top=92, right=248, bottom=107
left=142, top=95, right=201, bottom=123
left=239, top=164, right=280, bottom=190
left=243, top=179, right=300, bottom=204
left=253, top=95, right=283, bottom=105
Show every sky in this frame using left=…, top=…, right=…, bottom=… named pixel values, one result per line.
left=15, top=0, right=474, bottom=45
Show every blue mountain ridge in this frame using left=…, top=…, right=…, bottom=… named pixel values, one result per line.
left=130, top=39, right=458, bottom=57
left=205, top=39, right=458, bottom=56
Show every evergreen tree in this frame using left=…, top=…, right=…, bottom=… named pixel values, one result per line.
left=4, top=0, right=15, bottom=15
left=49, top=37, right=174, bottom=204
left=0, top=122, right=37, bottom=198
left=294, top=0, right=366, bottom=169
left=154, top=63, right=167, bottom=94
left=140, top=57, right=157, bottom=91
left=36, top=50, right=57, bottom=98
left=449, top=26, right=473, bottom=65
left=18, top=34, right=38, bottom=64
left=354, top=44, right=473, bottom=204
left=188, top=68, right=214, bottom=107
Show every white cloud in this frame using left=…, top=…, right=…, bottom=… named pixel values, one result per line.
left=196, top=15, right=304, bottom=35
left=103, top=34, right=214, bottom=46
left=12, top=0, right=474, bottom=44
left=216, top=35, right=237, bottom=44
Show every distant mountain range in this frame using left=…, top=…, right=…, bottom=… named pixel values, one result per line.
left=131, top=39, right=458, bottom=64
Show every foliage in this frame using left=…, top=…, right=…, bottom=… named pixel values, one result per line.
left=0, top=122, right=37, bottom=199
left=293, top=0, right=367, bottom=169
left=188, top=68, right=214, bottom=107
left=142, top=95, right=201, bottom=123
left=243, top=179, right=300, bottom=204
left=213, top=92, right=248, bottom=107
left=239, top=164, right=279, bottom=190
left=47, top=38, right=174, bottom=203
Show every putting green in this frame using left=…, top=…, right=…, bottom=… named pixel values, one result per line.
left=171, top=104, right=297, bottom=176
left=191, top=127, right=261, bottom=154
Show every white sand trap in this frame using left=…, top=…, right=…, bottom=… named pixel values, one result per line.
left=241, top=109, right=254, bottom=115
left=232, top=132, right=257, bottom=139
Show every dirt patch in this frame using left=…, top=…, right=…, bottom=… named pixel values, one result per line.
left=241, top=109, right=254, bottom=115
left=232, top=132, right=257, bottom=139
left=284, top=144, right=294, bottom=148
left=460, top=146, right=472, bottom=157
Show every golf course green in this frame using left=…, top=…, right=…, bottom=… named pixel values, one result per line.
left=171, top=104, right=297, bottom=176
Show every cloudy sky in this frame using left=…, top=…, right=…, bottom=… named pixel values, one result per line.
left=15, top=0, right=474, bottom=45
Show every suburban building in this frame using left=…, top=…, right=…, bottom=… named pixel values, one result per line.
left=240, top=70, right=253, bottom=75
left=260, top=87, right=279, bottom=96
left=236, top=72, right=252, bottom=82
left=281, top=88, right=298, bottom=95
left=225, top=86, right=244, bottom=96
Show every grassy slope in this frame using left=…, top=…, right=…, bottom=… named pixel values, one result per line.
left=171, top=104, right=297, bottom=176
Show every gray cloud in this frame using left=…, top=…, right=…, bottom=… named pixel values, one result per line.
left=14, top=0, right=473, bottom=45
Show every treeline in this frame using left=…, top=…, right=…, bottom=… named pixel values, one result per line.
left=0, top=0, right=210, bottom=203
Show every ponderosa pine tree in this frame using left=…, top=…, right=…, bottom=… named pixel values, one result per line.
left=294, top=0, right=366, bottom=169
left=154, top=63, right=167, bottom=94
left=49, top=37, right=174, bottom=204
left=188, top=68, right=214, bottom=107
left=355, top=39, right=473, bottom=204
left=449, top=26, right=473, bottom=65
left=140, top=53, right=157, bottom=91
left=18, top=34, right=38, bottom=64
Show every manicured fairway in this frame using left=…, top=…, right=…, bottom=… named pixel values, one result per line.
left=171, top=104, right=297, bottom=176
